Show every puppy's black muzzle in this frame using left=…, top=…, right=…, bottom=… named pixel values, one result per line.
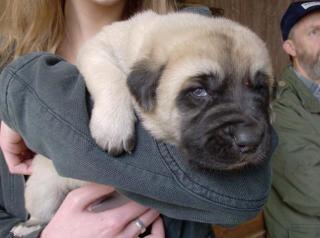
left=180, top=104, right=271, bottom=171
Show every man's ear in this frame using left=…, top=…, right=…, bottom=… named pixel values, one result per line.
left=127, top=60, right=165, bottom=112
left=282, top=39, right=297, bottom=57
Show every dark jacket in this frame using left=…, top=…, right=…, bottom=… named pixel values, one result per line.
left=0, top=53, right=275, bottom=238
left=264, top=67, right=320, bottom=238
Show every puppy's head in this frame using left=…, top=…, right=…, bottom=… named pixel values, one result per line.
left=128, top=14, right=273, bottom=171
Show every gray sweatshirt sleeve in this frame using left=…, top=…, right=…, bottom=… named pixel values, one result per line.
left=0, top=52, right=273, bottom=226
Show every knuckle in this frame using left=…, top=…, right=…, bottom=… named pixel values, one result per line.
left=65, top=190, right=82, bottom=206
left=104, top=217, right=123, bottom=232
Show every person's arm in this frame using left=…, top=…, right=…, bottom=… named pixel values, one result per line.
left=0, top=52, right=273, bottom=226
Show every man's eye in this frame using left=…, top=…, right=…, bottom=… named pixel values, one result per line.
left=191, top=88, right=208, bottom=97
left=309, top=28, right=320, bottom=37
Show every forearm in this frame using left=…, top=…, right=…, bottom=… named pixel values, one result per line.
left=0, top=52, right=273, bottom=225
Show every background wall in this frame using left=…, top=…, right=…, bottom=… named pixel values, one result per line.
left=181, top=0, right=294, bottom=80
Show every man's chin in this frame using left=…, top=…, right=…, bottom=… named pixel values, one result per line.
left=300, top=57, right=320, bottom=81
left=312, top=63, right=320, bottom=80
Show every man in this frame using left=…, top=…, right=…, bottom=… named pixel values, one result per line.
left=264, top=1, right=320, bottom=237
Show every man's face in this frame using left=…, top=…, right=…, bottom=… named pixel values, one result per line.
left=290, top=12, right=320, bottom=81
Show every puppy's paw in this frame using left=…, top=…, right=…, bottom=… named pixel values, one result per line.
left=90, top=103, right=136, bottom=156
left=11, top=223, right=42, bottom=237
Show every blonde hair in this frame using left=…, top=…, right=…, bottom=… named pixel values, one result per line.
left=0, top=0, right=177, bottom=69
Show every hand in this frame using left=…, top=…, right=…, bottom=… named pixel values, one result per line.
left=41, top=184, right=163, bottom=238
left=0, top=121, right=34, bottom=175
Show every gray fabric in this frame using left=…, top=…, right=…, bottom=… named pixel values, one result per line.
left=180, top=6, right=212, bottom=16
left=0, top=52, right=273, bottom=227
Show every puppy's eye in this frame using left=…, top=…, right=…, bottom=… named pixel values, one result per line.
left=191, top=88, right=208, bottom=97
left=254, top=71, right=269, bottom=90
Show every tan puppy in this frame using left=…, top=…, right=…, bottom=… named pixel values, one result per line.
left=78, top=10, right=273, bottom=170
left=12, top=11, right=273, bottom=236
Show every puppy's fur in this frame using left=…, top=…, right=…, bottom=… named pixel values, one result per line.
left=78, top=11, right=273, bottom=170
left=12, top=11, right=273, bottom=236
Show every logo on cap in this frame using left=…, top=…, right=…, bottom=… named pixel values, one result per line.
left=301, top=2, right=320, bottom=9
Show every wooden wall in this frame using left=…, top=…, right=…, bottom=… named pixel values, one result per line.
left=182, top=0, right=295, bottom=80
left=0, top=1, right=3, bottom=15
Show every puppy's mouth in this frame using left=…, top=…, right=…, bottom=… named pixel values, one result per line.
left=186, top=134, right=270, bottom=171
left=183, top=129, right=271, bottom=171
left=180, top=105, right=272, bottom=171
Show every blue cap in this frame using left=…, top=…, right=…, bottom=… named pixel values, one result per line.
left=281, top=1, right=320, bottom=40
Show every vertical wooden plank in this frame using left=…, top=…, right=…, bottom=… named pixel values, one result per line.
left=0, top=1, right=4, bottom=16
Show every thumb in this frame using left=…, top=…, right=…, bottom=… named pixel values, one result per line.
left=0, top=122, right=21, bottom=142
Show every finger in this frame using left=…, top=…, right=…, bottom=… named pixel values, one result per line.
left=146, top=217, right=165, bottom=238
left=100, top=201, right=149, bottom=225
left=1, top=139, right=33, bottom=162
left=11, top=159, right=33, bottom=175
left=0, top=122, right=21, bottom=142
left=2, top=150, right=20, bottom=168
left=1, top=140, right=29, bottom=154
left=119, top=209, right=160, bottom=238
left=1, top=151, right=32, bottom=175
left=64, top=183, right=115, bottom=210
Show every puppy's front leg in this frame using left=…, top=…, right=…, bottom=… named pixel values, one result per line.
left=77, top=45, right=136, bottom=156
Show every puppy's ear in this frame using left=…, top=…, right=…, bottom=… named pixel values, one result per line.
left=127, top=60, right=164, bottom=112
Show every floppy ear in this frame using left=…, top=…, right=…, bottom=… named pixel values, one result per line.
left=127, top=60, right=164, bottom=112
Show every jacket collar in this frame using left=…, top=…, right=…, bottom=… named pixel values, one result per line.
left=281, top=66, right=320, bottom=113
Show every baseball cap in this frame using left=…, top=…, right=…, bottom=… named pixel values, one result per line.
left=281, top=1, right=320, bottom=40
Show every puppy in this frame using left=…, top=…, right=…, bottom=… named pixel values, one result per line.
left=78, top=10, right=273, bottom=170
left=12, top=11, right=273, bottom=236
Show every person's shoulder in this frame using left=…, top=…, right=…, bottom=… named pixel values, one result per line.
left=273, top=67, right=302, bottom=108
left=271, top=75, right=306, bottom=133
left=179, top=6, right=212, bottom=17
left=275, top=66, right=295, bottom=94
left=2, top=52, right=64, bottom=75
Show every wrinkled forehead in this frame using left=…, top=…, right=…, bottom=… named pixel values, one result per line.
left=164, top=31, right=271, bottom=83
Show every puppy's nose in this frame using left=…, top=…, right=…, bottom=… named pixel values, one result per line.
left=232, top=124, right=262, bottom=153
